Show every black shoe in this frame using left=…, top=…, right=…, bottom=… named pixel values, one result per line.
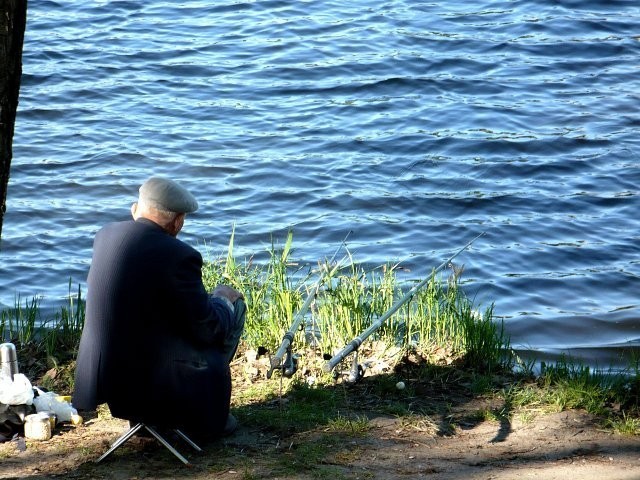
left=223, top=414, right=238, bottom=437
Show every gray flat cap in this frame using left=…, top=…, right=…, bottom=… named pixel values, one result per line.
left=138, top=177, right=199, bottom=213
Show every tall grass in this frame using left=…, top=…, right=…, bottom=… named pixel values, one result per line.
left=0, top=295, right=40, bottom=346
left=201, top=233, right=510, bottom=373
left=1, top=280, right=85, bottom=364
left=500, top=354, right=640, bottom=434
left=538, top=356, right=632, bottom=415
left=203, top=230, right=312, bottom=348
left=42, top=281, right=85, bottom=361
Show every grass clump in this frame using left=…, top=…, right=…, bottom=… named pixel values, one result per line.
left=538, top=357, right=623, bottom=415
left=497, top=354, right=640, bottom=435
left=201, top=233, right=510, bottom=376
left=325, top=415, right=371, bottom=436
left=1, top=280, right=84, bottom=392
left=606, top=412, right=640, bottom=436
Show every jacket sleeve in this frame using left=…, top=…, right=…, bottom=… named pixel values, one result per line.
left=170, top=245, right=235, bottom=347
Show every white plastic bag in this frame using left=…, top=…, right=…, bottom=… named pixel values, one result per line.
left=32, top=388, right=77, bottom=422
left=0, top=373, right=34, bottom=406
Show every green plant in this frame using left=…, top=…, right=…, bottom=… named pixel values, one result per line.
left=469, top=373, right=495, bottom=395
left=459, top=303, right=512, bottom=373
left=43, top=280, right=85, bottom=360
left=325, top=415, right=371, bottom=436
left=0, top=295, right=40, bottom=345
left=607, top=412, right=640, bottom=436
left=539, top=356, right=626, bottom=415
left=200, top=231, right=511, bottom=375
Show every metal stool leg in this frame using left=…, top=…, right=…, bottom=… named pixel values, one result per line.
left=95, top=422, right=201, bottom=466
left=95, top=422, right=145, bottom=463
left=174, top=429, right=202, bottom=451
left=144, top=425, right=191, bottom=465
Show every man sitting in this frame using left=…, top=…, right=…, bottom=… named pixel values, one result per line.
left=73, top=176, right=244, bottom=440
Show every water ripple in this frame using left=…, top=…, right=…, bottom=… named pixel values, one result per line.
left=2, top=0, right=639, bottom=368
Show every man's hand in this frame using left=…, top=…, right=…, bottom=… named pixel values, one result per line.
left=212, top=284, right=244, bottom=304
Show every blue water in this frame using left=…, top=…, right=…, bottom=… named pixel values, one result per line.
left=2, top=0, right=639, bottom=368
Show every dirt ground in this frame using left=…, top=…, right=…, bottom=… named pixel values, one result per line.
left=1, top=406, right=639, bottom=480
left=1, top=352, right=639, bottom=480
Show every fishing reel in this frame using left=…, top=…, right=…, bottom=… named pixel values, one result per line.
left=280, top=346, right=300, bottom=378
left=332, top=350, right=364, bottom=384
left=266, top=344, right=300, bottom=379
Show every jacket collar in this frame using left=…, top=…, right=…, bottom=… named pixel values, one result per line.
left=135, top=217, right=166, bottom=233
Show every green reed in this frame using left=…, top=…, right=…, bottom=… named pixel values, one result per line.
left=538, top=355, right=632, bottom=415
left=1, top=280, right=85, bottom=364
left=500, top=354, right=640, bottom=434
left=0, top=295, right=41, bottom=345
left=203, top=233, right=511, bottom=372
left=202, top=230, right=310, bottom=349
left=42, top=280, right=86, bottom=360
left=405, top=277, right=465, bottom=350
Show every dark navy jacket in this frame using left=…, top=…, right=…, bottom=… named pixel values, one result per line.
left=73, top=218, right=234, bottom=436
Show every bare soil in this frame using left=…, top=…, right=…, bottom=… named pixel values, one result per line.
left=1, top=351, right=639, bottom=480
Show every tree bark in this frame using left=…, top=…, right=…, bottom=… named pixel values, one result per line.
left=0, top=0, right=28, bottom=241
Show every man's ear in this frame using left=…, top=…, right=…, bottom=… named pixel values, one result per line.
left=131, top=202, right=138, bottom=219
left=171, top=213, right=186, bottom=236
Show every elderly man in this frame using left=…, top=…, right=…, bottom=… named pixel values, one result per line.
left=73, top=176, right=244, bottom=440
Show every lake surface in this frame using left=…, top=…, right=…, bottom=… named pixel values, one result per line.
left=2, top=0, right=639, bottom=369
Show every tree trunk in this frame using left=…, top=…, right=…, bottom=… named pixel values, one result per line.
left=0, top=0, right=28, bottom=241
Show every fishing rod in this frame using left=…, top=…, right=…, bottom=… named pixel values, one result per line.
left=323, top=230, right=486, bottom=381
left=267, top=231, right=352, bottom=379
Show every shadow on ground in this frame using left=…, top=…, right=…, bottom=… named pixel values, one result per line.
left=1, top=350, right=639, bottom=480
